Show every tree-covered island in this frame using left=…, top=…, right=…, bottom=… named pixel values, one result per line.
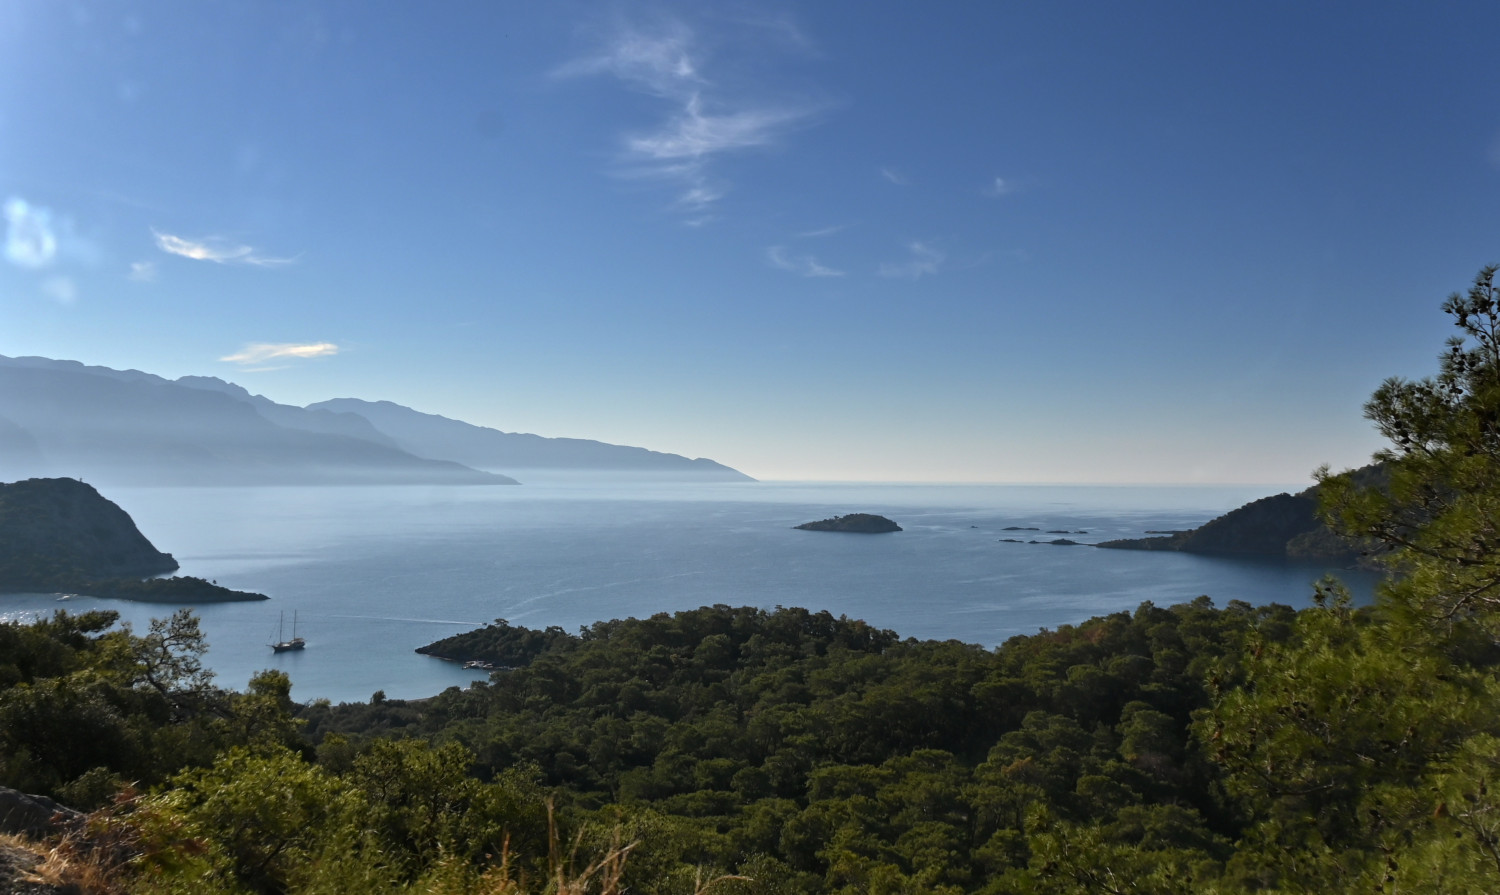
left=794, top=513, right=903, bottom=533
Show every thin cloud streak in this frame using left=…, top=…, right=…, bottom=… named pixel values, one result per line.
left=985, top=176, right=1012, bottom=197
left=768, top=245, right=843, bottom=277
left=153, top=229, right=296, bottom=266
left=128, top=261, right=156, bottom=282
left=560, top=16, right=820, bottom=216
left=880, top=167, right=909, bottom=186
left=878, top=241, right=945, bottom=279
left=627, top=95, right=804, bottom=161
left=220, top=342, right=339, bottom=364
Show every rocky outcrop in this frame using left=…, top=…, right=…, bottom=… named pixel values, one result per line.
left=0, top=789, right=99, bottom=895
left=795, top=513, right=902, bottom=533
left=0, top=787, right=82, bottom=839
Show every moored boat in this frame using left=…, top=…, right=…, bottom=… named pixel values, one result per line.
left=270, top=610, right=306, bottom=652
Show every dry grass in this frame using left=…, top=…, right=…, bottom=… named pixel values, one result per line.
left=1, top=828, right=126, bottom=895
left=482, top=803, right=746, bottom=895
left=543, top=802, right=635, bottom=895
left=0, top=789, right=145, bottom=895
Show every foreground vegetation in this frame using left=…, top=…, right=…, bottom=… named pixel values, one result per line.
left=7, top=266, right=1500, bottom=892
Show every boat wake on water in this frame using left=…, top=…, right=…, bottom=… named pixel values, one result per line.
left=321, top=614, right=489, bottom=626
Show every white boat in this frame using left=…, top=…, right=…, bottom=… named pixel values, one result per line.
left=270, top=611, right=306, bottom=652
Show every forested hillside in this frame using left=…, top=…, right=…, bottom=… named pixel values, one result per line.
left=6, top=267, right=1500, bottom=893
left=0, top=477, right=266, bottom=602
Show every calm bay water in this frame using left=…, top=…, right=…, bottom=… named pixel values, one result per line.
left=1, top=480, right=1379, bottom=704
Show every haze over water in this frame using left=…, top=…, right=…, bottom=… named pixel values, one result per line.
left=0, top=481, right=1377, bottom=704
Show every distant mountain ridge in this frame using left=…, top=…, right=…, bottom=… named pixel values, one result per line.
left=0, top=357, right=512, bottom=486
left=307, top=398, right=753, bottom=480
left=176, top=376, right=400, bottom=447
left=0, top=355, right=750, bottom=486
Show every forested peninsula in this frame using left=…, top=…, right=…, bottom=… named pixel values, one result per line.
left=0, top=477, right=267, bottom=602
left=1096, top=466, right=1384, bottom=562
left=6, top=268, right=1500, bottom=893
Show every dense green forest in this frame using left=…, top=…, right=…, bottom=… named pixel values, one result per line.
left=7, top=267, right=1500, bottom=893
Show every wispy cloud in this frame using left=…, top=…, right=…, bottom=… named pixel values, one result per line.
left=627, top=95, right=805, bottom=162
left=985, top=176, right=1013, bottom=198
left=768, top=245, right=843, bottom=278
left=220, top=342, right=339, bottom=365
left=4, top=197, right=58, bottom=268
left=555, top=21, right=702, bottom=97
left=880, top=167, right=909, bottom=186
left=797, top=224, right=847, bottom=238
left=878, top=241, right=945, bottom=280
left=558, top=16, right=819, bottom=217
left=128, top=260, right=156, bottom=282
left=153, top=229, right=296, bottom=266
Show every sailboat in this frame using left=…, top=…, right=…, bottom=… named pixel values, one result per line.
left=270, top=610, right=306, bottom=652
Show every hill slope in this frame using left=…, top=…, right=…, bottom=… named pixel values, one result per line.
left=0, top=477, right=177, bottom=579
left=0, top=477, right=266, bottom=601
left=1096, top=468, right=1382, bottom=560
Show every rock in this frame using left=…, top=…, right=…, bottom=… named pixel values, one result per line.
left=1001, top=526, right=1040, bottom=531
left=0, top=842, right=60, bottom=895
left=0, top=787, right=82, bottom=839
left=1046, top=538, right=1083, bottom=546
left=794, top=513, right=902, bottom=533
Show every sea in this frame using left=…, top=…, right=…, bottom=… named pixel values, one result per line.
left=0, top=479, right=1381, bottom=705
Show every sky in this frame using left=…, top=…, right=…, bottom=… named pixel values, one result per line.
left=2, top=2, right=1499, bottom=483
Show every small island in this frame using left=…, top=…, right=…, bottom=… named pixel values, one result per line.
left=416, top=618, right=570, bottom=668
left=794, top=513, right=902, bottom=534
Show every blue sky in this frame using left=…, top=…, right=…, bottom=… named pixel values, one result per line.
left=2, top=2, right=1499, bottom=482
